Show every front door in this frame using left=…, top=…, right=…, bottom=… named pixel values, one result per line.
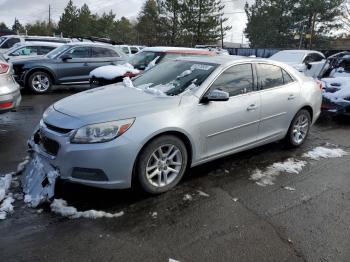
left=198, top=63, right=261, bottom=159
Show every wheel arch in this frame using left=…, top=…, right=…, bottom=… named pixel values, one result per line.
left=299, top=105, right=313, bottom=122
left=24, top=67, right=57, bottom=86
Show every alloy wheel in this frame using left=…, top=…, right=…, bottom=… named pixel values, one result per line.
left=292, top=114, right=309, bottom=145
left=32, top=74, right=50, bottom=92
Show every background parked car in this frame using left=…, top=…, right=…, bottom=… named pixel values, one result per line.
left=89, top=46, right=216, bottom=87
left=117, top=45, right=144, bottom=57
left=0, top=35, right=71, bottom=52
left=269, top=50, right=325, bottom=77
left=2, top=42, right=63, bottom=61
left=12, top=42, right=127, bottom=94
left=0, top=54, right=21, bottom=113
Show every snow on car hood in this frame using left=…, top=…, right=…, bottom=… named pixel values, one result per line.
left=53, top=84, right=180, bottom=123
left=322, top=77, right=350, bottom=103
left=89, top=63, right=140, bottom=80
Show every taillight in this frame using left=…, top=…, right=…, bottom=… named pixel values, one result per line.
left=315, top=80, right=323, bottom=90
left=0, top=102, right=13, bottom=109
left=0, top=63, right=9, bottom=74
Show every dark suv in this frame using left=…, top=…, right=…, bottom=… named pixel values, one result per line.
left=12, top=43, right=127, bottom=94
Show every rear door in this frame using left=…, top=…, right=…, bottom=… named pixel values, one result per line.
left=257, top=63, right=300, bottom=140
left=198, top=63, right=261, bottom=159
left=56, top=46, right=91, bottom=83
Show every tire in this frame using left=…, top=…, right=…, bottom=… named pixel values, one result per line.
left=285, top=109, right=311, bottom=147
left=136, top=135, right=188, bottom=194
left=27, top=71, right=52, bottom=94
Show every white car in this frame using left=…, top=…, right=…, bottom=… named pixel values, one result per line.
left=2, top=42, right=63, bottom=61
left=0, top=35, right=70, bottom=52
left=117, top=45, right=144, bottom=57
left=270, top=50, right=325, bottom=77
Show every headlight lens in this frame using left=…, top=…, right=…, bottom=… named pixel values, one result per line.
left=71, top=118, right=135, bottom=144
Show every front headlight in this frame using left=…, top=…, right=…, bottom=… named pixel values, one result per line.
left=71, top=118, right=135, bottom=144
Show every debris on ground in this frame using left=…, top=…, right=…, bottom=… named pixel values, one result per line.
left=151, top=212, right=158, bottom=219
left=250, top=158, right=306, bottom=186
left=21, top=155, right=59, bottom=208
left=303, top=146, right=348, bottom=160
left=50, top=199, right=124, bottom=219
left=169, top=259, right=180, bottom=262
left=183, top=194, right=193, bottom=201
left=197, top=190, right=210, bottom=197
left=232, top=198, right=239, bottom=202
left=283, top=186, right=296, bottom=191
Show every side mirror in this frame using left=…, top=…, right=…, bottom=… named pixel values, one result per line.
left=306, top=63, right=312, bottom=70
left=201, top=89, right=229, bottom=103
left=61, top=54, right=72, bottom=61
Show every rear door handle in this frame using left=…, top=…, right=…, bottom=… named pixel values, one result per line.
left=247, top=104, right=258, bottom=111
left=83, top=63, right=89, bottom=66
left=288, top=94, right=296, bottom=100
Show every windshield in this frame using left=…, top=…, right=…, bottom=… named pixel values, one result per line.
left=128, top=51, right=161, bottom=70
left=0, top=37, right=6, bottom=45
left=46, top=45, right=71, bottom=59
left=132, top=60, right=217, bottom=96
left=270, top=51, right=305, bottom=63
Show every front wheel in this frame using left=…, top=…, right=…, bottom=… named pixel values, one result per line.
left=136, top=135, right=188, bottom=194
left=27, top=71, right=52, bottom=94
left=285, top=109, right=311, bottom=147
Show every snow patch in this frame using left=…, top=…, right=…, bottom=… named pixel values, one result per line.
left=197, top=190, right=210, bottom=197
left=0, top=173, right=12, bottom=202
left=322, top=77, right=350, bottom=103
left=0, top=195, right=14, bottom=220
left=145, top=56, right=160, bottom=71
left=303, top=146, right=348, bottom=160
left=183, top=194, right=192, bottom=201
left=283, top=186, right=296, bottom=191
left=90, top=63, right=139, bottom=80
left=250, top=158, right=306, bottom=187
left=50, top=199, right=124, bottom=219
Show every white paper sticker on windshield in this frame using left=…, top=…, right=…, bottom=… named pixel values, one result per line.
left=190, top=64, right=213, bottom=71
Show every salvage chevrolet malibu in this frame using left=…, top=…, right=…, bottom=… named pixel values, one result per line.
left=26, top=56, right=322, bottom=194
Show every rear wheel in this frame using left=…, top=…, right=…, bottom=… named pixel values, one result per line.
left=136, top=135, right=188, bottom=194
left=28, top=71, right=52, bottom=94
left=285, top=109, right=311, bottom=147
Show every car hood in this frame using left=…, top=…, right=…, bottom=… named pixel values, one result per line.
left=52, top=84, right=181, bottom=125
left=11, top=56, right=51, bottom=64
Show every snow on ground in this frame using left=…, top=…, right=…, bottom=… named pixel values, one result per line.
left=250, top=158, right=307, bottom=187
left=50, top=199, right=124, bottom=219
left=197, top=190, right=210, bottom=197
left=183, top=194, right=193, bottom=201
left=0, top=173, right=14, bottom=220
left=303, top=146, right=348, bottom=160
left=89, top=63, right=139, bottom=80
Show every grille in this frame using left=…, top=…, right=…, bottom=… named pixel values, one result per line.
left=344, top=96, right=350, bottom=101
left=44, top=122, right=73, bottom=134
left=34, top=130, right=60, bottom=156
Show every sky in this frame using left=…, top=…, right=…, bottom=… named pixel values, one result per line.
left=0, top=0, right=252, bottom=43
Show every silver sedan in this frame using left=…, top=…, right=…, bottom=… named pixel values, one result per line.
left=0, top=55, right=21, bottom=113
left=28, top=56, right=322, bottom=194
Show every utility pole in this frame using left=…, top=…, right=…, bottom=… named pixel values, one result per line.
left=220, top=18, right=224, bottom=48
left=49, top=4, right=51, bottom=27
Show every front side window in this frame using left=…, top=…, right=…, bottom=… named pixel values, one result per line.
left=11, top=46, right=38, bottom=56
left=3, top=38, right=20, bottom=48
left=132, top=60, right=217, bottom=96
left=38, top=46, right=56, bottom=55
left=122, top=47, right=130, bottom=54
left=210, top=64, right=254, bottom=97
left=130, top=47, right=139, bottom=54
left=258, top=64, right=284, bottom=90
left=66, top=46, right=90, bottom=58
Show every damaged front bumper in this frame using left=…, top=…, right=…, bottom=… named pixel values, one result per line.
left=26, top=120, right=140, bottom=190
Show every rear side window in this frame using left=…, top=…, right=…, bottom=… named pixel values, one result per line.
left=258, top=64, right=284, bottom=90
left=38, top=46, right=56, bottom=55
left=2, top=38, right=20, bottom=48
left=282, top=69, right=294, bottom=84
left=122, top=47, right=129, bottom=54
left=210, top=64, right=254, bottom=97
left=92, top=47, right=119, bottom=58
left=130, top=47, right=139, bottom=54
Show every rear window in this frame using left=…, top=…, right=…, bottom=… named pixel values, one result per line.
left=128, top=51, right=161, bottom=70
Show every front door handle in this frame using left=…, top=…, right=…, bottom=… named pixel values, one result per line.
left=288, top=94, right=296, bottom=100
left=247, top=104, right=258, bottom=111
left=83, top=63, right=89, bottom=66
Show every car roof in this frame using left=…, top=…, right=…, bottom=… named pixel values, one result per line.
left=274, top=49, right=324, bottom=55
left=65, top=42, right=113, bottom=47
left=176, top=55, right=250, bottom=65
left=20, top=41, right=63, bottom=47
left=142, top=46, right=214, bottom=54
